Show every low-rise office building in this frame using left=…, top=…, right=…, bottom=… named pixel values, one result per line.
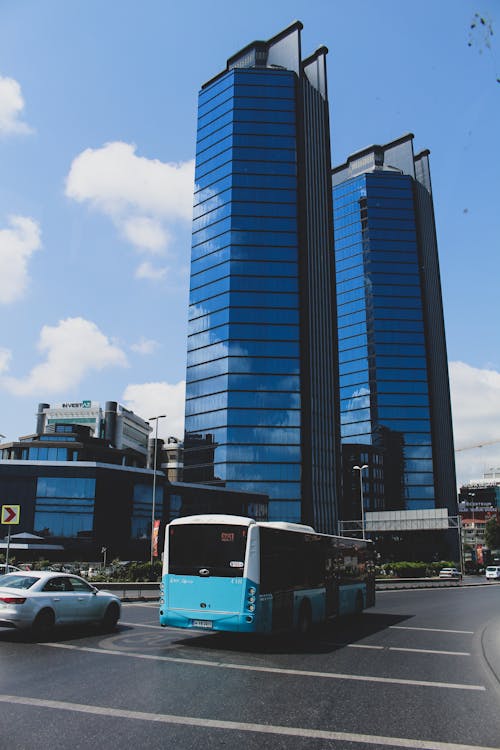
left=0, top=424, right=267, bottom=563
left=459, top=476, right=500, bottom=566
left=35, top=400, right=151, bottom=462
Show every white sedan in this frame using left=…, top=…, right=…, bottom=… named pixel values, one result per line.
left=0, top=564, right=21, bottom=574
left=438, top=567, right=462, bottom=579
left=0, top=571, right=121, bottom=636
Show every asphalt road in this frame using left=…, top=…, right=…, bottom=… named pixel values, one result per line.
left=1, top=584, right=500, bottom=750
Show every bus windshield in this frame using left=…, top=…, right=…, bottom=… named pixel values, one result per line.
left=168, top=523, right=248, bottom=577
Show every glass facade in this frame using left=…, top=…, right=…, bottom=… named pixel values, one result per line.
left=131, top=482, right=163, bottom=540
left=185, top=67, right=302, bottom=522
left=184, top=25, right=339, bottom=530
left=333, top=140, right=456, bottom=523
left=34, top=476, right=95, bottom=538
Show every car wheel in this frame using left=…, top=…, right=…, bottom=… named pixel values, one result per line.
left=100, top=602, right=120, bottom=632
left=32, top=608, right=55, bottom=639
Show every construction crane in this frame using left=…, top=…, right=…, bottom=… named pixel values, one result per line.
left=455, top=439, right=500, bottom=452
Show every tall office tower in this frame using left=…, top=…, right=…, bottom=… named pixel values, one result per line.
left=332, top=134, right=457, bottom=539
left=183, top=22, right=340, bottom=531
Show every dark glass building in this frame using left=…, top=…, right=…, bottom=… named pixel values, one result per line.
left=332, top=134, right=457, bottom=540
left=183, top=22, right=340, bottom=531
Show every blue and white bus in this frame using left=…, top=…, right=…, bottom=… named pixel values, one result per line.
left=159, top=514, right=375, bottom=634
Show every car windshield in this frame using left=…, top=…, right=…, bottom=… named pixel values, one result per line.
left=0, top=574, right=39, bottom=589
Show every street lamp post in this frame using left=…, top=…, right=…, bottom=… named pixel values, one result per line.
left=353, top=464, right=368, bottom=539
left=149, top=415, right=166, bottom=569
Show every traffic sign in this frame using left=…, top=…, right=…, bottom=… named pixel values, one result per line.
left=1, top=505, right=20, bottom=524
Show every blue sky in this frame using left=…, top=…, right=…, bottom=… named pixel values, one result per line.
left=0, top=0, right=499, bottom=488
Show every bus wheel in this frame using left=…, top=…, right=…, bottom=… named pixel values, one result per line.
left=297, top=600, right=312, bottom=636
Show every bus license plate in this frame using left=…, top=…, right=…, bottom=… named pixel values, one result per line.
left=192, top=619, right=213, bottom=629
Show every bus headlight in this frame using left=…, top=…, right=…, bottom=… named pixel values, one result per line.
left=248, top=604, right=255, bottom=612
left=248, top=587, right=256, bottom=595
left=248, top=596, right=255, bottom=603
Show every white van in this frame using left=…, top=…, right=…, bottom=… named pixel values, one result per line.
left=485, top=566, right=500, bottom=580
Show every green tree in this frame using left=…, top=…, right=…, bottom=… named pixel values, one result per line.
left=484, top=517, right=500, bottom=549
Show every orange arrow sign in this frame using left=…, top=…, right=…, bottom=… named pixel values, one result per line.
left=1, top=505, right=20, bottom=524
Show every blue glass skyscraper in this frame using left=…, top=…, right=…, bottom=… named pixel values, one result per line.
left=183, top=23, right=339, bottom=531
left=332, top=135, right=457, bottom=536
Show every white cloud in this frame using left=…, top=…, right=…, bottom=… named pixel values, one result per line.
left=130, top=338, right=160, bottom=355
left=65, top=141, right=194, bottom=262
left=134, top=260, right=167, bottom=281
left=0, top=317, right=128, bottom=396
left=0, top=75, right=33, bottom=136
left=0, top=215, right=42, bottom=304
left=122, top=381, right=185, bottom=439
left=123, top=216, right=171, bottom=253
left=0, top=347, right=12, bottom=374
left=450, top=361, right=500, bottom=486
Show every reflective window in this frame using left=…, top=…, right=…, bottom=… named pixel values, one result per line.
left=34, top=510, right=93, bottom=538
left=28, top=447, right=68, bottom=460
left=187, top=340, right=300, bottom=367
left=341, top=407, right=371, bottom=423
left=37, top=477, right=95, bottom=498
left=233, top=121, right=296, bottom=136
left=341, top=421, right=372, bottom=437
left=196, top=136, right=233, bottom=169
left=188, top=324, right=299, bottom=351
left=186, top=390, right=301, bottom=416
left=218, top=464, right=301, bottom=482
left=377, top=393, right=430, bottom=406
left=405, top=487, right=436, bottom=500
left=214, top=444, right=301, bottom=463
left=338, top=345, right=369, bottom=364
left=378, top=419, right=431, bottom=432
left=376, top=354, right=427, bottom=368
left=187, top=408, right=301, bottom=431
left=378, top=406, right=430, bottom=420
left=196, top=125, right=234, bottom=156
left=187, top=356, right=300, bottom=381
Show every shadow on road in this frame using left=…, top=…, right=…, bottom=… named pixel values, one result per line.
left=0, top=621, right=122, bottom=644
left=172, top=611, right=414, bottom=655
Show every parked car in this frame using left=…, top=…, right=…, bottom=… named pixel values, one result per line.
left=0, top=564, right=21, bottom=574
left=0, top=571, right=121, bottom=636
left=485, top=565, right=500, bottom=581
left=438, top=567, right=461, bottom=579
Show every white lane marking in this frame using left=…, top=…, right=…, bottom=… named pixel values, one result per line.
left=0, top=694, right=495, bottom=750
left=388, top=647, right=470, bottom=657
left=122, top=603, right=158, bottom=609
left=42, top=642, right=485, bottom=692
left=117, top=630, right=470, bottom=656
left=390, top=626, right=474, bottom=635
left=325, top=643, right=469, bottom=656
